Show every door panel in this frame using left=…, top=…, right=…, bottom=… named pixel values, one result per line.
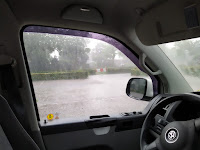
left=40, top=114, right=146, bottom=150
left=43, top=127, right=141, bottom=150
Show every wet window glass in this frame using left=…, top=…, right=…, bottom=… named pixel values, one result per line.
left=23, top=28, right=150, bottom=121
left=159, top=37, right=200, bottom=91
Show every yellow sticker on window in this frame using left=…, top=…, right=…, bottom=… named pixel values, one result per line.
left=47, top=114, right=54, bottom=120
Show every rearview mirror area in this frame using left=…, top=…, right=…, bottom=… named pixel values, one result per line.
left=126, top=78, right=153, bottom=100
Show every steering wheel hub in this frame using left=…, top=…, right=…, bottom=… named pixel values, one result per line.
left=165, top=128, right=179, bottom=143
left=159, top=121, right=191, bottom=150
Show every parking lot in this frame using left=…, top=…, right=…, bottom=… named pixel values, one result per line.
left=33, top=73, right=149, bottom=121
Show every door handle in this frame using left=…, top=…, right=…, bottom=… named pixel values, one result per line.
left=85, top=118, right=117, bottom=128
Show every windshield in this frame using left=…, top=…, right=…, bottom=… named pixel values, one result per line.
left=159, top=38, right=200, bottom=91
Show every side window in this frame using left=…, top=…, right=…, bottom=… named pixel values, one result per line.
left=23, top=27, right=153, bottom=121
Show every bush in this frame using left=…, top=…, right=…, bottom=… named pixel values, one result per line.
left=106, top=68, right=132, bottom=74
left=86, top=69, right=96, bottom=75
left=180, top=65, right=200, bottom=77
left=131, top=68, right=146, bottom=76
left=31, top=71, right=88, bottom=81
left=94, top=67, right=146, bottom=76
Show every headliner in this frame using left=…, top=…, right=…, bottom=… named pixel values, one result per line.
left=4, top=0, right=161, bottom=46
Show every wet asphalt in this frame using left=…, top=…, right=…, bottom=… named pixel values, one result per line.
left=33, top=73, right=148, bottom=121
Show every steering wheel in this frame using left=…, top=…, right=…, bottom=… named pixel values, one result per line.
left=140, top=93, right=200, bottom=150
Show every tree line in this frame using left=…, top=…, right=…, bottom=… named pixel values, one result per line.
left=23, top=32, right=134, bottom=73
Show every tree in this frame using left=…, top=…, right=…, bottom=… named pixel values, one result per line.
left=24, top=33, right=51, bottom=72
left=23, top=32, right=90, bottom=72
left=90, top=41, right=117, bottom=68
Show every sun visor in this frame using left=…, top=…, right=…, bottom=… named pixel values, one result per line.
left=135, top=0, right=200, bottom=45
left=61, top=5, right=103, bottom=24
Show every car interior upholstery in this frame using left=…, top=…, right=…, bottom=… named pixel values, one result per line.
left=1, top=0, right=200, bottom=150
